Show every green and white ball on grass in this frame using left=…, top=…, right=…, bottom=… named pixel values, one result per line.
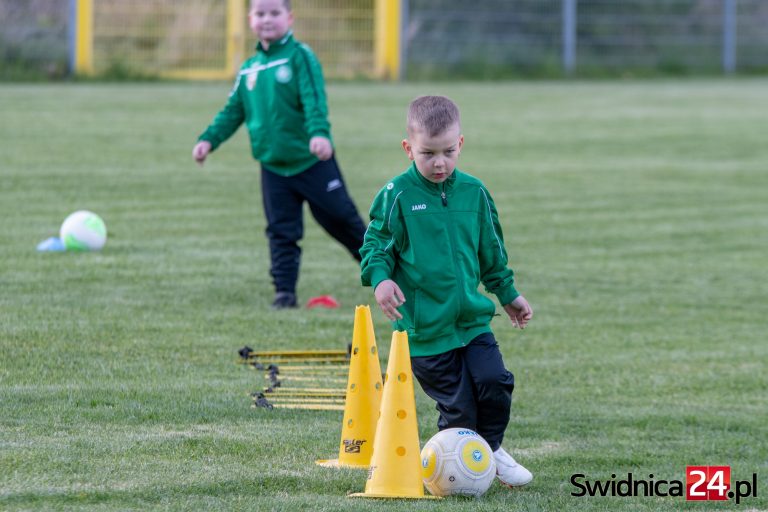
left=60, top=210, right=107, bottom=251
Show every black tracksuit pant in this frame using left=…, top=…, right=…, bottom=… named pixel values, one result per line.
left=261, top=156, right=366, bottom=295
left=410, top=332, right=515, bottom=451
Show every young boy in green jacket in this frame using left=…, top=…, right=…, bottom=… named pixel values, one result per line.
left=193, top=0, right=366, bottom=309
left=360, top=95, right=534, bottom=487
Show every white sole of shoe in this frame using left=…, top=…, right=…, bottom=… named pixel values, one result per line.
left=497, top=475, right=533, bottom=488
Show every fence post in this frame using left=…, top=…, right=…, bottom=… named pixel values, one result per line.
left=722, top=0, right=736, bottom=74
left=562, top=0, right=577, bottom=75
left=226, top=0, right=246, bottom=77
left=374, top=0, right=403, bottom=80
left=399, top=0, right=408, bottom=80
left=71, top=0, right=94, bottom=75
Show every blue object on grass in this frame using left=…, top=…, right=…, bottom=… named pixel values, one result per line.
left=37, top=236, right=66, bottom=252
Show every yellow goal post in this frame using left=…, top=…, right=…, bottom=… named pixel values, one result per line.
left=71, top=0, right=403, bottom=80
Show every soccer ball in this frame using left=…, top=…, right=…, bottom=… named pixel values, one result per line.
left=60, top=210, right=107, bottom=251
left=421, top=428, right=496, bottom=497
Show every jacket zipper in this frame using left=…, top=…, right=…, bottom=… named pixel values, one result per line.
left=440, top=181, right=465, bottom=336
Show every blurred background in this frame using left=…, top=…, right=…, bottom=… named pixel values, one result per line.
left=2, top=0, right=768, bottom=82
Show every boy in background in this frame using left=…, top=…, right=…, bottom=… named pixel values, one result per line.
left=193, top=0, right=366, bottom=309
left=360, top=95, right=534, bottom=487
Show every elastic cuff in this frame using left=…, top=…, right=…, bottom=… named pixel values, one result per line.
left=496, top=286, right=520, bottom=307
left=369, top=268, right=392, bottom=291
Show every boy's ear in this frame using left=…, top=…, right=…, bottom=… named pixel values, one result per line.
left=402, top=139, right=414, bottom=160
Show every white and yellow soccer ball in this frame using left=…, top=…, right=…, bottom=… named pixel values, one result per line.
left=60, top=210, right=107, bottom=251
left=421, top=428, right=496, bottom=497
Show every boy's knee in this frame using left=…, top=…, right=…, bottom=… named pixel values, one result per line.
left=476, top=369, right=514, bottom=393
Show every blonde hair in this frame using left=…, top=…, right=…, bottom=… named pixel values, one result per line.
left=251, top=0, right=291, bottom=10
left=407, top=95, right=461, bottom=137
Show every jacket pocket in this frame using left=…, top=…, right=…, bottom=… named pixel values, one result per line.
left=414, top=289, right=455, bottom=337
left=457, top=292, right=496, bottom=329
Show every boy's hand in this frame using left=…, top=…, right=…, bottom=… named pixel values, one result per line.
left=503, top=295, right=533, bottom=329
left=309, top=136, right=333, bottom=161
left=193, top=141, right=212, bottom=166
left=374, top=279, right=405, bottom=321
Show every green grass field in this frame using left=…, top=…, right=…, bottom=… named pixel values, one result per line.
left=1, top=79, right=767, bottom=511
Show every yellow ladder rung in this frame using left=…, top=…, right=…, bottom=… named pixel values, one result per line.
left=250, top=364, right=348, bottom=373
left=260, top=397, right=346, bottom=404
left=266, top=387, right=344, bottom=393
left=264, top=393, right=345, bottom=398
left=269, top=403, right=345, bottom=411
left=248, top=350, right=347, bottom=357
left=265, top=375, right=346, bottom=383
left=240, top=357, right=349, bottom=365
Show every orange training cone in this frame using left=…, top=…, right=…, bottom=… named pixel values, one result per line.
left=316, top=305, right=383, bottom=468
left=349, top=331, right=438, bottom=499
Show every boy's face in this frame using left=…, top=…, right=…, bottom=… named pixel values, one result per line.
left=402, top=122, right=464, bottom=184
left=249, top=0, right=293, bottom=43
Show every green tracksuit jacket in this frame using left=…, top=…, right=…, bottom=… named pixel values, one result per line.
left=360, top=163, right=520, bottom=357
left=198, top=32, right=331, bottom=176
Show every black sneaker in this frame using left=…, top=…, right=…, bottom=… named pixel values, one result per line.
left=272, top=292, right=298, bottom=309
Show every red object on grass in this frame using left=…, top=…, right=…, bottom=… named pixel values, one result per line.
left=306, top=295, right=340, bottom=309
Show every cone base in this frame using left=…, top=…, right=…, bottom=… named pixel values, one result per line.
left=349, top=492, right=440, bottom=500
left=315, top=458, right=369, bottom=469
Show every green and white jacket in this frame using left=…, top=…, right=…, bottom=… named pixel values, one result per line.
left=198, top=32, right=332, bottom=176
left=360, top=163, right=520, bottom=357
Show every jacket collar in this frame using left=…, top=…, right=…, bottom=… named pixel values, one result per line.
left=407, top=162, right=457, bottom=192
left=256, top=31, right=294, bottom=54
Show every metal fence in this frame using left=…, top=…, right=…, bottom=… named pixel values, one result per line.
left=252, top=0, right=375, bottom=79
left=2, top=0, right=768, bottom=80
left=0, top=0, right=70, bottom=79
left=0, top=0, right=375, bottom=80
left=406, top=0, right=768, bottom=78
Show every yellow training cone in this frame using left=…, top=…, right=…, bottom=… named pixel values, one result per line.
left=316, top=305, right=383, bottom=468
left=350, top=331, right=438, bottom=499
